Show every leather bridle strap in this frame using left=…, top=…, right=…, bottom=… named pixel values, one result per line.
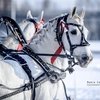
left=65, top=23, right=90, bottom=55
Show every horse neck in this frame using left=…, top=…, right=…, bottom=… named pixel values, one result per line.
left=30, top=21, right=68, bottom=69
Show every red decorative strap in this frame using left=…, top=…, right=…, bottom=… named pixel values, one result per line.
left=51, top=45, right=63, bottom=64
left=17, top=43, right=23, bottom=50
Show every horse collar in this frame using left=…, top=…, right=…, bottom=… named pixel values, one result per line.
left=0, top=16, right=27, bottom=46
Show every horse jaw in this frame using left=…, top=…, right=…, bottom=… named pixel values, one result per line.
left=62, top=11, right=93, bottom=68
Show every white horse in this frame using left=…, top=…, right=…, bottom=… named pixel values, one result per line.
left=2, top=10, right=44, bottom=50
left=0, top=8, right=93, bottom=100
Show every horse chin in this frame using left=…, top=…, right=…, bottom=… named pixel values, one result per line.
left=78, top=61, right=89, bottom=68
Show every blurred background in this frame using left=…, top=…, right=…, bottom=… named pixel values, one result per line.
left=0, top=0, right=100, bottom=100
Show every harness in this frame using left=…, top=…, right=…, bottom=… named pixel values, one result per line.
left=0, top=15, right=90, bottom=100
left=26, top=18, right=38, bottom=33
left=0, top=44, right=35, bottom=100
left=0, top=17, right=69, bottom=100
left=0, top=44, right=68, bottom=100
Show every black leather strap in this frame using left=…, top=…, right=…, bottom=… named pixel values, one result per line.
left=0, top=16, right=27, bottom=45
left=0, top=44, right=35, bottom=100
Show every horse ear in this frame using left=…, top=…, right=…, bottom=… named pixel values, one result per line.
left=27, top=10, right=33, bottom=19
left=38, top=10, right=44, bottom=21
left=79, top=9, right=85, bottom=19
left=71, top=7, right=77, bottom=17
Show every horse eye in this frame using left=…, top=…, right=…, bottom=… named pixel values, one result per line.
left=71, top=29, right=77, bottom=35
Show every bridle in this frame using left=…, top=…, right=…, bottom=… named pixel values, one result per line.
left=16, top=18, right=38, bottom=50
left=17, top=18, right=43, bottom=50
left=65, top=23, right=90, bottom=55
left=56, top=14, right=90, bottom=58
left=51, top=14, right=90, bottom=73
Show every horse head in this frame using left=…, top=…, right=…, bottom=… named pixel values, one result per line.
left=61, top=7, right=93, bottom=67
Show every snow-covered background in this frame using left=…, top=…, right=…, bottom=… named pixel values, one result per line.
left=0, top=0, right=100, bottom=100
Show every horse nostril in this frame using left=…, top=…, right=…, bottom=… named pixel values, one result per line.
left=82, top=55, right=89, bottom=61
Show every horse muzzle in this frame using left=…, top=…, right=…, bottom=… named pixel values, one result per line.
left=76, top=54, right=93, bottom=67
